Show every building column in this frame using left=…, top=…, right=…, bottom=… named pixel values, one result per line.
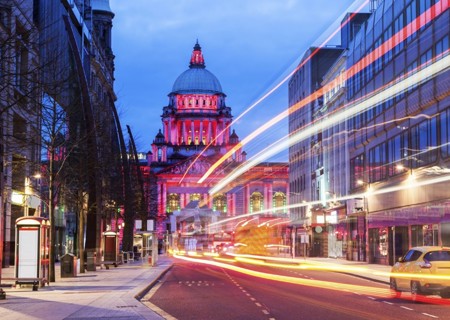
left=168, top=119, right=172, bottom=144
left=226, top=193, right=232, bottom=217
left=199, top=121, right=204, bottom=144
left=181, top=121, right=187, bottom=144
left=191, top=121, right=195, bottom=144
left=162, top=183, right=167, bottom=216
left=244, top=185, right=250, bottom=214
left=265, top=183, right=272, bottom=215
left=180, top=193, right=185, bottom=208
left=207, top=121, right=212, bottom=144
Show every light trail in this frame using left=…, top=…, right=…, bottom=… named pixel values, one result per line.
left=209, top=54, right=450, bottom=195
left=173, top=253, right=390, bottom=297
left=173, top=252, right=450, bottom=304
left=193, top=0, right=370, bottom=184
left=199, top=1, right=448, bottom=185
left=207, top=160, right=450, bottom=229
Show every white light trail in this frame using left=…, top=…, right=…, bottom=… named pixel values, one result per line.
left=209, top=55, right=450, bottom=195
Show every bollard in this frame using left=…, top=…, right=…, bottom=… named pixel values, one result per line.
left=148, top=256, right=152, bottom=265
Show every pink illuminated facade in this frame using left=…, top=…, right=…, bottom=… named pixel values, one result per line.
left=146, top=42, right=288, bottom=246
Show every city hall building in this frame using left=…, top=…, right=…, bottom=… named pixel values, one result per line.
left=145, top=42, right=289, bottom=250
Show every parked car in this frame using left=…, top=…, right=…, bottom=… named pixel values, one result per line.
left=390, top=246, right=450, bottom=301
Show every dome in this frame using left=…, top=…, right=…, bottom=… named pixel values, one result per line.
left=91, top=0, right=112, bottom=13
left=171, top=41, right=223, bottom=95
left=172, top=68, right=223, bottom=94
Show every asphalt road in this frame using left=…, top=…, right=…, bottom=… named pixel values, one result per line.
left=144, top=258, right=450, bottom=320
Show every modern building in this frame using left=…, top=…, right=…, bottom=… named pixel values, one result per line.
left=146, top=42, right=289, bottom=251
left=288, top=46, right=344, bottom=257
left=346, top=0, right=449, bottom=265
left=288, top=0, right=450, bottom=265
left=37, top=0, right=122, bottom=260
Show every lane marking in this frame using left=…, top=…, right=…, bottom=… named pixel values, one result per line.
left=400, top=306, right=413, bottom=311
left=422, top=313, right=439, bottom=318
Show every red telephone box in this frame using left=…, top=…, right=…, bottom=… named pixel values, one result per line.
left=15, top=217, right=50, bottom=287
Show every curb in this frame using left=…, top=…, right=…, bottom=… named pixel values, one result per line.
left=135, top=264, right=173, bottom=301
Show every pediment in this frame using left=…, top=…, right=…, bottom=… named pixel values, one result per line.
left=163, top=156, right=213, bottom=175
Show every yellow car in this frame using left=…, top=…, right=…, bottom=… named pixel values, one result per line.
left=390, top=246, right=450, bottom=301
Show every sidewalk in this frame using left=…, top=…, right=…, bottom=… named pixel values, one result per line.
left=0, top=255, right=173, bottom=320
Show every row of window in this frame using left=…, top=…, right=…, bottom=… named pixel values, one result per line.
left=348, top=0, right=448, bottom=100
left=351, top=106, right=450, bottom=186
left=166, top=192, right=287, bottom=214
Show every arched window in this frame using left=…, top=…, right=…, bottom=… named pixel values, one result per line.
left=167, top=193, right=180, bottom=213
left=273, top=192, right=287, bottom=213
left=213, top=194, right=227, bottom=212
left=250, top=191, right=263, bottom=213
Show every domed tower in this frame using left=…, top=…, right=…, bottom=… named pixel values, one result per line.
left=151, top=41, right=238, bottom=165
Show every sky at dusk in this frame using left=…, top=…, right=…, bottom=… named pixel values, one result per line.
left=110, top=0, right=367, bottom=160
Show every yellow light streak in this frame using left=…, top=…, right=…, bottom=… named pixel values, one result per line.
left=173, top=253, right=390, bottom=297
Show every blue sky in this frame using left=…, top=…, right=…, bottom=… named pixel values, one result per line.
left=110, top=0, right=364, bottom=160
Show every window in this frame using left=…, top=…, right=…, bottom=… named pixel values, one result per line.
left=350, top=154, right=365, bottom=189
left=424, top=250, right=450, bottom=261
left=167, top=194, right=180, bottom=213
left=369, top=142, right=387, bottom=182
left=403, top=249, right=422, bottom=262
left=374, top=38, right=383, bottom=73
left=420, top=48, right=432, bottom=68
left=405, top=0, right=417, bottom=43
left=388, top=132, right=408, bottom=176
left=190, top=193, right=201, bottom=202
left=394, top=13, right=405, bottom=54
left=406, top=60, right=418, bottom=93
left=272, top=192, right=286, bottom=213
left=409, top=116, right=438, bottom=167
left=13, top=113, right=26, bottom=140
left=213, top=194, right=227, bottom=213
left=250, top=192, right=263, bottom=213
left=419, top=0, right=433, bottom=31
left=440, top=109, right=450, bottom=158
left=384, top=26, right=393, bottom=65
left=435, top=36, right=449, bottom=60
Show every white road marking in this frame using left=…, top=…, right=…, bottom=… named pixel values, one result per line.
left=400, top=306, right=413, bottom=311
left=422, top=313, right=439, bottom=318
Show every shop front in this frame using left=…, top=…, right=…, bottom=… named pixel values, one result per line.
left=367, top=201, right=450, bottom=265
